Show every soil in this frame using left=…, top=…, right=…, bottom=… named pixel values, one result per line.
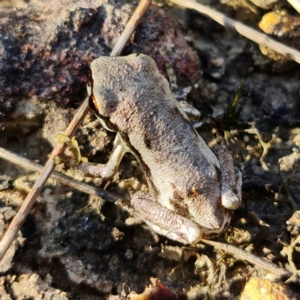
left=0, top=0, right=300, bottom=299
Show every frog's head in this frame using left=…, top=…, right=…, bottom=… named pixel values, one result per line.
left=87, top=54, right=167, bottom=132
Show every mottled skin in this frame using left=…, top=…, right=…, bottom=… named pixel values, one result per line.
left=80, top=54, right=241, bottom=244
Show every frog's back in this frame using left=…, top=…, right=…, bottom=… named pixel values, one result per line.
left=92, top=55, right=218, bottom=182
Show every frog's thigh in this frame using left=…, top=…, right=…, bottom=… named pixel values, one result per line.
left=131, top=192, right=203, bottom=245
left=213, top=145, right=242, bottom=210
left=79, top=134, right=126, bottom=178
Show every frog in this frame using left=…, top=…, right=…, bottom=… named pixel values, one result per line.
left=79, top=53, right=242, bottom=245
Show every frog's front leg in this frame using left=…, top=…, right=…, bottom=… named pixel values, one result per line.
left=79, top=134, right=126, bottom=178
left=131, top=192, right=203, bottom=245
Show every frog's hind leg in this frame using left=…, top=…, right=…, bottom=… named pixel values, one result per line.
left=131, top=192, right=203, bottom=245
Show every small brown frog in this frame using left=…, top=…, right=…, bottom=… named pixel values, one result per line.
left=80, top=54, right=242, bottom=244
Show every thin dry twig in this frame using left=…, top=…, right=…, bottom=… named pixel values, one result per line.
left=201, top=239, right=291, bottom=279
left=169, top=0, right=300, bottom=65
left=0, top=0, right=152, bottom=261
left=0, top=147, right=118, bottom=203
left=0, top=99, right=89, bottom=260
left=110, top=0, right=152, bottom=57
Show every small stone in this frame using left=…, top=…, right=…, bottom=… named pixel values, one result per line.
left=240, top=277, right=293, bottom=300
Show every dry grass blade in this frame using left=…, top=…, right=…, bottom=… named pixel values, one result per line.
left=201, top=239, right=291, bottom=279
left=287, top=0, right=300, bottom=14
left=0, top=0, right=152, bottom=261
left=169, top=0, right=300, bottom=65
left=111, top=0, right=152, bottom=57
left=0, top=147, right=118, bottom=203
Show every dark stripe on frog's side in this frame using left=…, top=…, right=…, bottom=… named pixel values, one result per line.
left=173, top=105, right=190, bottom=122
left=118, top=131, right=160, bottom=198
left=95, top=112, right=159, bottom=197
left=143, top=130, right=153, bottom=150
left=214, top=163, right=221, bottom=184
left=209, top=151, right=223, bottom=204
left=144, top=137, right=152, bottom=149
left=174, top=105, right=224, bottom=201
left=173, top=105, right=201, bottom=140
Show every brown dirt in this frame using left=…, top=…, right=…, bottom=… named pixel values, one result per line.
left=0, top=0, right=300, bottom=299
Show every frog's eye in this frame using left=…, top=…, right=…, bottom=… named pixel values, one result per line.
left=89, top=94, right=99, bottom=112
left=87, top=79, right=99, bottom=112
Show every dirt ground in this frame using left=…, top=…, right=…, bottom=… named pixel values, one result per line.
left=0, top=0, right=300, bottom=299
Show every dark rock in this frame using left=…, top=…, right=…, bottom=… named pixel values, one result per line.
left=0, top=0, right=201, bottom=122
